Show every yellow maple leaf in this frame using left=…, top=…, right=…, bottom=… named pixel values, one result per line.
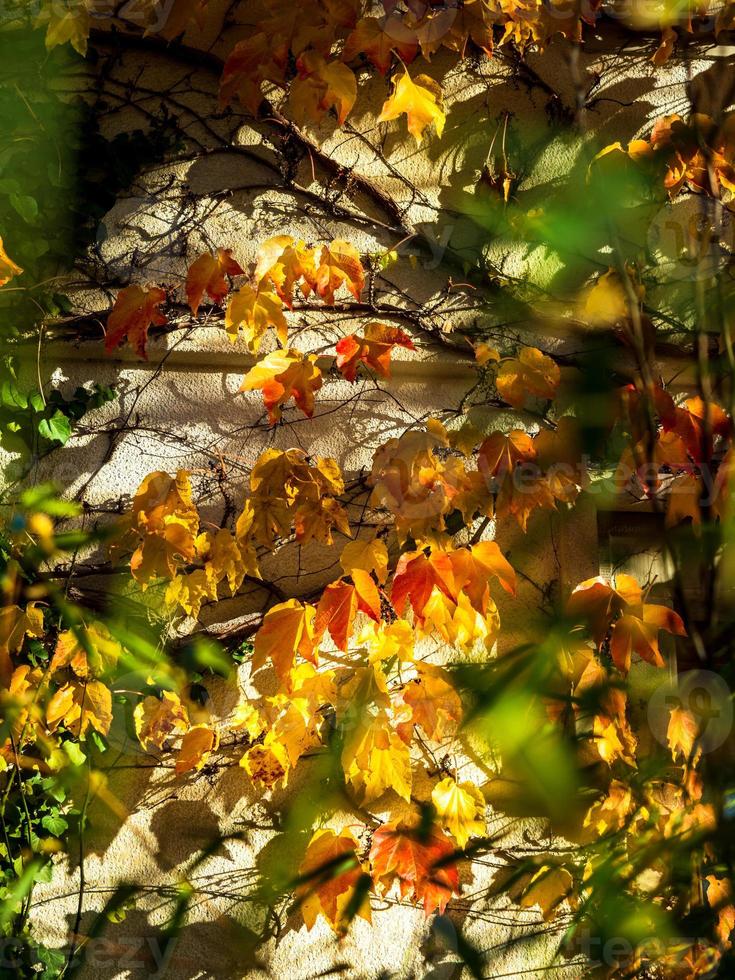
left=46, top=679, right=113, bottom=739
left=225, top=285, right=288, bottom=351
left=36, top=0, right=90, bottom=57
left=378, top=70, right=445, bottom=143
left=340, top=537, right=389, bottom=584
left=342, top=712, right=412, bottom=803
left=432, top=776, right=486, bottom=849
left=240, top=348, right=323, bottom=423
left=134, top=691, right=190, bottom=753
left=176, top=724, right=219, bottom=775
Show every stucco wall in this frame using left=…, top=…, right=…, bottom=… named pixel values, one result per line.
left=3, top=10, right=716, bottom=978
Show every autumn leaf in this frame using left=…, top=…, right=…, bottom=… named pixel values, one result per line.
left=431, top=776, right=486, bottom=848
left=240, top=740, right=290, bottom=789
left=504, top=864, right=575, bottom=921
left=218, top=33, right=286, bottom=113
left=583, top=780, right=634, bottom=835
left=667, top=705, right=700, bottom=764
left=567, top=574, right=686, bottom=674
left=474, top=342, right=500, bottom=367
left=378, top=70, right=445, bottom=144
left=240, top=348, right=323, bottom=423
left=342, top=16, right=418, bottom=74
left=495, top=347, right=560, bottom=407
left=134, top=691, right=190, bottom=753
left=186, top=248, right=243, bottom=316
left=252, top=599, right=317, bottom=681
left=225, top=284, right=288, bottom=351
left=335, top=322, right=415, bottom=381
left=315, top=240, right=365, bottom=303
left=46, top=679, right=113, bottom=739
left=50, top=622, right=122, bottom=680
left=315, top=580, right=359, bottom=652
left=340, top=537, right=389, bottom=584
left=0, top=236, right=22, bottom=287
left=176, top=724, right=219, bottom=775
left=254, top=235, right=317, bottom=307
left=36, top=0, right=90, bottom=57
left=342, top=712, right=412, bottom=802
left=297, top=828, right=371, bottom=934
left=291, top=52, right=357, bottom=126
left=0, top=602, right=44, bottom=684
left=369, top=818, right=460, bottom=915
left=105, top=285, right=167, bottom=359
left=402, top=664, right=463, bottom=741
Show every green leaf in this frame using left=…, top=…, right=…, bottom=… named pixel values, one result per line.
left=37, top=411, right=71, bottom=445
left=10, top=192, right=38, bottom=223
left=41, top=813, right=68, bottom=837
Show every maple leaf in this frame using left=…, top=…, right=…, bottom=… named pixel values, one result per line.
left=0, top=236, right=22, bottom=287
left=240, top=740, right=290, bottom=789
left=176, top=724, right=219, bottom=775
left=254, top=235, right=317, bottom=308
left=315, top=240, right=365, bottom=303
left=186, top=248, right=243, bottom=316
left=342, top=712, right=412, bottom=802
left=36, top=0, right=90, bottom=57
left=583, top=780, right=634, bottom=835
left=240, top=348, right=323, bottom=423
left=667, top=705, right=700, bottom=764
left=431, top=776, right=486, bottom=848
left=46, top=679, right=113, bottom=739
left=225, top=284, right=288, bottom=351
left=391, top=549, right=455, bottom=622
left=315, top=580, right=359, bottom=652
left=50, top=623, right=122, bottom=680
left=504, top=864, right=575, bottom=922
left=474, top=342, right=500, bottom=367
left=335, top=322, right=415, bottom=381
left=495, top=347, right=561, bottom=407
left=0, top=602, right=44, bottom=684
left=219, top=33, right=286, bottom=113
left=252, top=599, right=317, bottom=681
left=340, top=537, right=389, bottom=584
left=359, top=619, right=415, bottom=663
left=105, top=285, right=167, bottom=359
left=117, top=471, right=199, bottom=587
left=378, top=70, right=445, bottom=144
left=134, top=691, right=190, bottom=753
left=293, top=497, right=351, bottom=546
left=291, top=52, right=357, bottom=126
left=402, top=664, right=462, bottom=741
left=567, top=574, right=686, bottom=673
left=297, top=828, right=371, bottom=934
left=478, top=429, right=536, bottom=480
left=369, top=818, right=460, bottom=915
left=342, top=16, right=418, bottom=73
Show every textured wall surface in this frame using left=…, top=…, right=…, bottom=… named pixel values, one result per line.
left=4, top=9, right=712, bottom=978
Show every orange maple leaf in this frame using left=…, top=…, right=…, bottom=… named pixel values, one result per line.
left=369, top=817, right=460, bottom=915
left=186, top=248, right=243, bottom=316
left=315, top=240, right=365, bottom=303
left=297, top=828, right=371, bottom=934
left=495, top=347, right=560, bottom=408
left=253, top=599, right=317, bottom=681
left=105, top=284, right=167, bottom=358
left=335, top=322, right=415, bottom=381
left=0, top=236, right=22, bottom=287
left=378, top=70, right=445, bottom=144
left=342, top=15, right=418, bottom=74
left=291, top=52, right=357, bottom=126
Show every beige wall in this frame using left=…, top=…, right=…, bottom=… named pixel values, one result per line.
left=5, top=12, right=710, bottom=978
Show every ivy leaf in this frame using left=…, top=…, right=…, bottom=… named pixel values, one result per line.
left=378, top=70, right=445, bottom=144
left=335, top=322, right=415, bottom=381
left=37, top=411, right=72, bottom=445
left=298, top=829, right=371, bottom=934
left=41, top=813, right=69, bottom=837
left=240, top=348, right=323, bottom=423
left=431, top=776, right=486, bottom=849
left=104, top=285, right=167, bottom=359
left=495, top=347, right=560, bottom=407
